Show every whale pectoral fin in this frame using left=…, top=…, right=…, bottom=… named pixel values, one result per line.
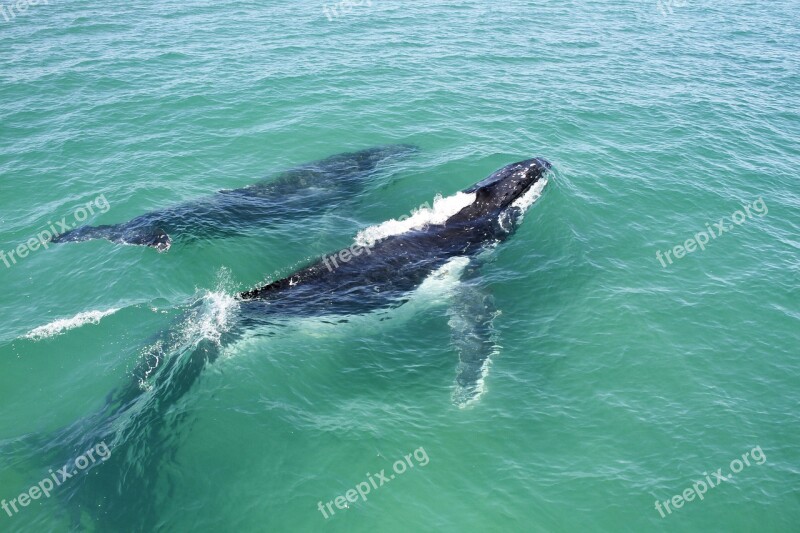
left=447, top=279, right=501, bottom=408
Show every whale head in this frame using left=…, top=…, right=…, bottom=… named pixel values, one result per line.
left=463, top=158, right=550, bottom=210
left=449, top=158, right=550, bottom=237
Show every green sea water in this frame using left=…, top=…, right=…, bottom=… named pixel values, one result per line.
left=1, top=0, right=798, bottom=531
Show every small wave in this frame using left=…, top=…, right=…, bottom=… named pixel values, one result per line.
left=355, top=191, right=477, bottom=247
left=24, top=308, right=121, bottom=340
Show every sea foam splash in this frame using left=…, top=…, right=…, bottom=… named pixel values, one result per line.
left=187, top=290, right=239, bottom=345
left=137, top=271, right=239, bottom=391
left=24, top=308, right=121, bottom=340
left=181, top=269, right=240, bottom=345
left=137, top=289, right=238, bottom=389
left=355, top=191, right=476, bottom=247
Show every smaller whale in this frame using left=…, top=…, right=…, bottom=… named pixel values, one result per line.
left=51, top=144, right=418, bottom=252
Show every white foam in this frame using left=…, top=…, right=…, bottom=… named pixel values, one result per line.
left=354, top=177, right=547, bottom=248
left=24, top=308, right=120, bottom=340
left=137, top=270, right=239, bottom=391
left=355, top=192, right=476, bottom=247
left=136, top=290, right=238, bottom=391
left=196, top=290, right=238, bottom=343
left=511, top=177, right=548, bottom=213
left=182, top=269, right=240, bottom=345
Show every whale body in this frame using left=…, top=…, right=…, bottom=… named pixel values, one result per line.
left=238, top=157, right=551, bottom=401
left=51, top=144, right=418, bottom=251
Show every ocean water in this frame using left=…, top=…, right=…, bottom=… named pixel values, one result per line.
left=1, top=0, right=798, bottom=531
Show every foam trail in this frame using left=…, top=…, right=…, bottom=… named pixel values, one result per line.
left=24, top=308, right=120, bottom=340
left=355, top=191, right=477, bottom=247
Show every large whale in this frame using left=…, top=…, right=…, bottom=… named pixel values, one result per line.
left=237, top=156, right=551, bottom=402
left=8, top=157, right=550, bottom=530
left=51, top=144, right=418, bottom=251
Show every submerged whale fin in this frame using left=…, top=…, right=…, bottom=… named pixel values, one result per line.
left=52, top=224, right=172, bottom=252
left=447, top=276, right=501, bottom=408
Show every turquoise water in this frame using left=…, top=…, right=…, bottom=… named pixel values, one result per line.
left=1, top=0, right=799, bottom=531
